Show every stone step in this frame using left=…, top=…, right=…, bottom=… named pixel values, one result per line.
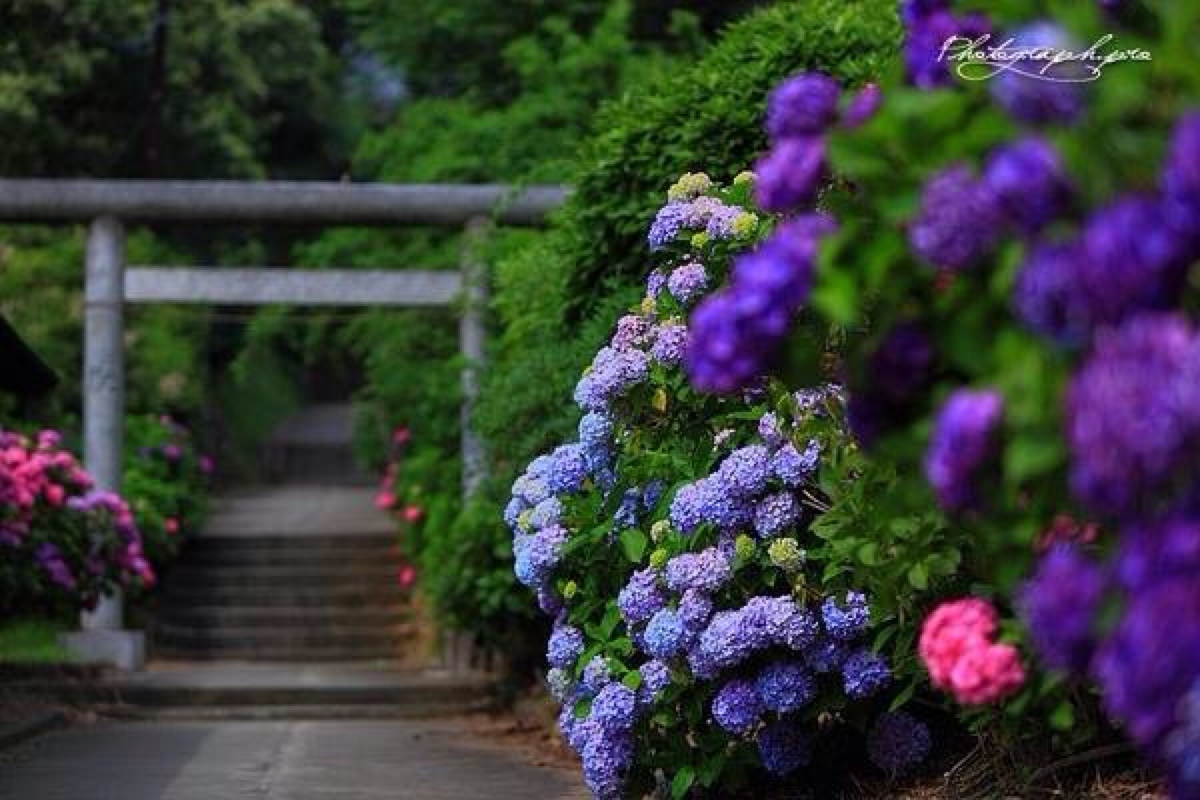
left=179, top=547, right=401, bottom=569
left=98, top=702, right=488, bottom=721
left=158, top=584, right=403, bottom=607
left=148, top=644, right=410, bottom=661
left=155, top=605, right=410, bottom=629
left=162, top=564, right=401, bottom=590
left=184, top=533, right=395, bottom=553
left=153, top=622, right=414, bottom=650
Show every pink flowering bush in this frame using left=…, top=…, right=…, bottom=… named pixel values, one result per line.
left=0, top=429, right=154, bottom=614
left=918, top=598, right=1024, bottom=705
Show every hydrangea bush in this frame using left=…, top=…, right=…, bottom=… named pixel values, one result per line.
left=506, top=173, right=938, bottom=797
left=673, top=0, right=1199, bottom=795
left=1, top=429, right=155, bottom=614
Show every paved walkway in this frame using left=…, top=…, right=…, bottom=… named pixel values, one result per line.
left=201, top=485, right=393, bottom=537
left=0, top=719, right=585, bottom=799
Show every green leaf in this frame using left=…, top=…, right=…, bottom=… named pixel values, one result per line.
left=888, top=680, right=917, bottom=712
left=619, top=528, right=648, bottom=564
left=1049, top=701, right=1075, bottom=731
left=671, top=766, right=696, bottom=800
left=907, top=563, right=928, bottom=590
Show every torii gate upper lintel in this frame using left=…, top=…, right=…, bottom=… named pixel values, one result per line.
left=0, top=179, right=567, bottom=669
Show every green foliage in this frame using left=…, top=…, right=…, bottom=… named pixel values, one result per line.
left=0, top=618, right=70, bottom=663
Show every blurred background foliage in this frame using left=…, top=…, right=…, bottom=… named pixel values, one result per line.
left=0, top=0, right=898, bottom=654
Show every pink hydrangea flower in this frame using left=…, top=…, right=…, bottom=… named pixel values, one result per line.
left=374, top=490, right=396, bottom=510
left=401, top=505, right=424, bottom=524
left=164, top=517, right=180, bottom=535
left=919, top=597, right=1024, bottom=705
left=397, top=564, right=416, bottom=589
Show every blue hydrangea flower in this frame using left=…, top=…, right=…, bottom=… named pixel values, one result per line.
left=648, top=203, right=690, bottom=250
left=578, top=411, right=613, bottom=453
left=822, top=591, right=870, bottom=641
left=745, top=595, right=820, bottom=650
left=613, top=488, right=643, bottom=530
left=611, top=314, right=652, bottom=351
left=667, top=262, right=709, bottom=305
left=638, top=659, right=671, bottom=706
left=664, top=547, right=732, bottom=593
left=528, top=497, right=563, bottom=530
left=669, top=481, right=707, bottom=534
left=547, top=624, right=584, bottom=669
left=503, top=496, right=526, bottom=530
left=754, top=661, right=816, bottom=712
left=842, top=649, right=892, bottom=698
left=646, top=269, right=667, bottom=298
left=546, top=667, right=572, bottom=702
left=712, top=678, right=763, bottom=735
left=617, top=568, right=667, bottom=626
left=581, top=730, right=633, bottom=799
left=690, top=610, right=767, bottom=678
left=757, top=720, right=811, bottom=776
left=771, top=441, right=816, bottom=487
left=546, top=444, right=590, bottom=494
left=644, top=609, right=690, bottom=659
left=805, top=636, right=848, bottom=673
left=511, top=474, right=551, bottom=506
left=867, top=711, right=932, bottom=774
left=641, top=481, right=664, bottom=511
left=591, top=683, right=637, bottom=733
left=716, top=445, right=772, bottom=497
left=513, top=525, right=568, bottom=588
left=753, top=491, right=801, bottom=538
left=574, top=347, right=650, bottom=412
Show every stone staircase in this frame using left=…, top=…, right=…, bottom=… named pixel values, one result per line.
left=153, top=531, right=413, bottom=662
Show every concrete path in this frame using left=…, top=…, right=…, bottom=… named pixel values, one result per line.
left=0, top=719, right=586, bottom=799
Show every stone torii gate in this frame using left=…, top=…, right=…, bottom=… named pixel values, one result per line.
left=0, top=179, right=566, bottom=668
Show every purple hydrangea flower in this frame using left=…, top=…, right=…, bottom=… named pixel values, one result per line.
left=649, top=323, right=689, bottom=366
left=581, top=731, right=632, bottom=799
left=1019, top=545, right=1106, bottom=672
left=638, top=660, right=671, bottom=706
left=1167, top=683, right=1200, bottom=798
left=983, top=136, right=1071, bottom=234
left=1163, top=111, right=1200, bottom=239
left=511, top=474, right=550, bottom=506
left=712, top=678, right=763, bottom=735
left=503, top=497, right=525, bottom=530
left=664, top=548, right=732, bottom=594
left=867, top=712, right=932, bottom=773
left=513, top=525, right=568, bottom=588
left=648, top=203, right=689, bottom=250
left=990, top=22, right=1085, bottom=125
left=716, top=445, right=772, bottom=497
left=690, top=609, right=767, bottom=678
left=34, top=542, right=76, bottom=591
left=1066, top=315, right=1200, bottom=517
left=547, top=624, right=585, bottom=669
left=924, top=388, right=1003, bottom=511
left=848, top=323, right=935, bottom=447
left=744, top=595, right=820, bottom=651
left=806, top=636, right=848, bottom=673
left=591, top=683, right=637, bottom=733
left=757, top=412, right=785, bottom=449
left=842, top=649, right=892, bottom=698
left=546, top=444, right=590, bottom=494
left=757, top=720, right=812, bottom=776
left=678, top=589, right=714, bottom=632
left=574, top=347, right=650, bottom=411
left=754, top=661, right=816, bottom=712
left=618, top=568, right=667, bottom=626
left=611, top=314, right=652, bottom=351
left=753, top=491, right=801, bottom=538
left=766, top=73, right=841, bottom=140
left=771, top=440, right=819, bottom=487
left=581, top=655, right=613, bottom=695
left=666, top=262, right=708, bottom=305
left=545, top=667, right=572, bottom=702
left=822, top=591, right=870, bottom=641
left=1116, top=517, right=1200, bottom=593
left=1092, top=578, right=1200, bottom=751
left=647, top=269, right=667, bottom=298
left=903, top=9, right=991, bottom=89
left=909, top=165, right=1003, bottom=271
left=842, top=82, right=881, bottom=128
left=705, top=204, right=745, bottom=239
left=528, top=497, right=563, bottom=530
left=644, top=609, right=690, bottom=659
left=754, top=135, right=827, bottom=213
left=1015, top=197, right=1192, bottom=346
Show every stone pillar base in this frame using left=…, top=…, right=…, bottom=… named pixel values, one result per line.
left=60, top=630, right=145, bottom=671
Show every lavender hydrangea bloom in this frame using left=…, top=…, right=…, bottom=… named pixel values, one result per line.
left=668, top=481, right=707, bottom=534
left=754, top=135, right=827, bottom=212
left=1066, top=315, right=1200, bottom=517
left=513, top=525, right=568, bottom=588
left=712, top=678, right=763, bottom=735
left=705, top=204, right=745, bottom=239
left=842, top=649, right=891, bottom=698
left=990, top=23, right=1085, bottom=124
left=546, top=444, right=590, bottom=494
left=1019, top=545, right=1106, bottom=672
left=644, top=609, right=690, bottom=659
left=591, top=683, right=637, bottom=733
left=806, top=637, right=848, bottom=673
left=924, top=388, right=1003, bottom=511
left=766, top=73, right=841, bottom=140
left=1116, top=517, right=1200, bottom=593
left=771, top=441, right=817, bottom=487
left=867, top=712, right=932, bottom=773
left=678, top=589, right=714, bottom=632
left=1015, top=197, right=1191, bottom=346
left=691, top=610, right=768, bottom=678
left=757, top=412, right=785, bottom=449
left=664, top=548, right=732, bottom=593
left=646, top=269, right=667, bottom=298
left=638, top=660, right=671, bottom=706
left=581, top=732, right=633, bottom=800
left=649, top=323, right=689, bottom=366
left=546, top=667, right=572, bottom=702
left=618, top=568, right=667, bottom=626
left=757, top=720, right=811, bottom=776
left=574, top=347, right=650, bottom=411
left=34, top=543, right=76, bottom=590
left=578, top=411, right=613, bottom=451
left=983, top=137, right=1070, bottom=234
left=511, top=474, right=550, bottom=506
left=716, top=445, right=772, bottom=497
left=648, top=203, right=690, bottom=250
left=753, top=491, right=801, bottom=538
left=666, top=262, right=708, bottom=305
left=611, top=314, right=652, bottom=351
left=754, top=661, right=816, bottom=712
left=547, top=624, right=585, bottom=669
left=908, top=165, right=1003, bottom=271
left=581, top=655, right=614, bottom=695
left=1092, top=579, right=1200, bottom=751
left=822, top=591, right=870, bottom=641
left=528, top=497, right=563, bottom=530
left=745, top=595, right=820, bottom=651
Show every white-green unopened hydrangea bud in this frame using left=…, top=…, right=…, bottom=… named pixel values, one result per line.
left=731, top=211, right=758, bottom=237
left=733, top=170, right=755, bottom=186
left=667, top=172, right=713, bottom=202
left=768, top=538, right=806, bottom=572
left=690, top=231, right=710, bottom=249
left=562, top=580, right=578, bottom=599
left=649, top=548, right=669, bottom=570
left=517, top=509, right=533, bottom=533
left=734, top=534, right=756, bottom=561
left=650, top=519, right=671, bottom=543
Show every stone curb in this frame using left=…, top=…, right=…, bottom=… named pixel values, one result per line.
left=0, top=710, right=67, bottom=752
